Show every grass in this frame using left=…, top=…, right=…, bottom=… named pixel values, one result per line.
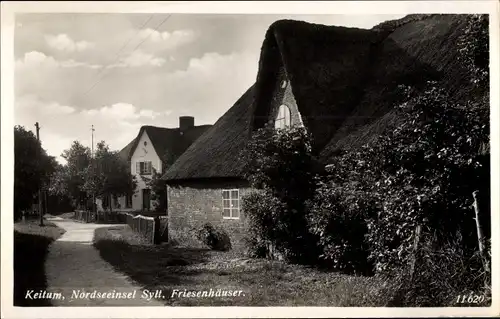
left=94, top=226, right=393, bottom=306
left=14, top=218, right=66, bottom=306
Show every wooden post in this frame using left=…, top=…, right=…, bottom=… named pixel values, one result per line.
left=44, top=191, right=48, bottom=216
left=472, top=191, right=490, bottom=277
left=35, top=122, right=44, bottom=226
left=409, top=224, right=422, bottom=282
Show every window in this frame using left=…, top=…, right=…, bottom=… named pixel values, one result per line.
left=222, top=189, right=240, bottom=219
left=275, top=104, right=291, bottom=130
left=126, top=194, right=133, bottom=208
left=136, top=161, right=152, bottom=175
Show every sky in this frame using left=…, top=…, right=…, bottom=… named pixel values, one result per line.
left=14, top=13, right=406, bottom=164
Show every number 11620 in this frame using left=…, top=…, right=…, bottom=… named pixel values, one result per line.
left=456, top=294, right=485, bottom=304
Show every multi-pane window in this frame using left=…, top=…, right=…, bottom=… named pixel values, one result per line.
left=136, top=161, right=152, bottom=175
left=222, top=189, right=240, bottom=219
left=275, top=104, right=291, bottom=130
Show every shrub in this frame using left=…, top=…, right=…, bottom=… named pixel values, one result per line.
left=242, top=189, right=289, bottom=259
left=195, top=223, right=231, bottom=251
left=306, top=180, right=376, bottom=274
left=240, top=126, right=321, bottom=264
left=458, top=14, right=489, bottom=86
left=319, top=80, right=489, bottom=273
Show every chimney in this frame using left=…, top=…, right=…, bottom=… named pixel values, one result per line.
left=179, top=116, right=195, bottom=131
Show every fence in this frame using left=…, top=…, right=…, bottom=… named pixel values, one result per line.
left=120, top=212, right=163, bottom=245
left=74, top=210, right=96, bottom=223
left=74, top=210, right=125, bottom=224
left=72, top=210, right=167, bottom=244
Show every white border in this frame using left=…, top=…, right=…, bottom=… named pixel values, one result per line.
left=2, top=1, right=499, bottom=318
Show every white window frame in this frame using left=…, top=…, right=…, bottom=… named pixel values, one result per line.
left=275, top=104, right=291, bottom=130
left=222, top=189, right=240, bottom=219
left=136, top=161, right=153, bottom=175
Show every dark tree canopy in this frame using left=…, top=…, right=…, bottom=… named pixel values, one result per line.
left=14, top=125, right=57, bottom=219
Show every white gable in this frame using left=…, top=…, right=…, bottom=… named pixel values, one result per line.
left=130, top=130, right=162, bottom=175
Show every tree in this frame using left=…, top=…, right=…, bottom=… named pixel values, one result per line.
left=148, top=168, right=167, bottom=212
left=81, top=141, right=137, bottom=211
left=57, top=141, right=91, bottom=208
left=14, top=126, right=57, bottom=220
left=137, top=150, right=176, bottom=212
left=148, top=150, right=176, bottom=212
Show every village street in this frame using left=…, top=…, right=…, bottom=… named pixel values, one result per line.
left=43, top=217, right=164, bottom=306
left=8, top=10, right=493, bottom=313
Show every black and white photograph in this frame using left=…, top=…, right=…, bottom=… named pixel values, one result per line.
left=1, top=1, right=499, bottom=318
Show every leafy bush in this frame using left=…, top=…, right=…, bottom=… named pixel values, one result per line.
left=458, top=14, right=489, bottom=86
left=240, top=126, right=321, bottom=264
left=306, top=180, right=376, bottom=274
left=195, top=223, right=231, bottom=251
left=242, top=189, right=287, bottom=259
left=323, top=82, right=489, bottom=272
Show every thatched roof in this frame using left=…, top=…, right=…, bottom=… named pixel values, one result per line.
left=163, top=86, right=256, bottom=180
left=119, top=124, right=211, bottom=166
left=320, top=14, right=483, bottom=159
left=164, top=14, right=485, bottom=182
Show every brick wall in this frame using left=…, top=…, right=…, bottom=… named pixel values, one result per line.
left=167, top=179, right=253, bottom=250
left=267, top=66, right=304, bottom=128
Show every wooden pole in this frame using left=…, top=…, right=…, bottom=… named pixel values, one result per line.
left=409, top=224, right=422, bottom=282
left=44, top=191, right=48, bottom=216
left=472, top=191, right=490, bottom=278
left=35, top=122, right=44, bottom=226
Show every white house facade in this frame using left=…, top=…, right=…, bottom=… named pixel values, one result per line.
left=99, top=117, right=211, bottom=213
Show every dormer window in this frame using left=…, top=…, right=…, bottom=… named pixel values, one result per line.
left=275, top=104, right=291, bottom=130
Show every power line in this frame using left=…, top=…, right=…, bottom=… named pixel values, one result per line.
left=128, top=15, right=171, bottom=55
left=85, top=15, right=154, bottom=85
left=78, top=14, right=171, bottom=100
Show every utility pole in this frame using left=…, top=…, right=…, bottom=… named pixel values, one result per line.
left=91, top=125, right=95, bottom=222
left=35, top=122, right=44, bottom=226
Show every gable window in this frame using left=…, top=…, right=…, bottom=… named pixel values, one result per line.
left=222, top=189, right=240, bottom=219
left=275, top=104, right=291, bottom=130
left=136, top=161, right=152, bottom=175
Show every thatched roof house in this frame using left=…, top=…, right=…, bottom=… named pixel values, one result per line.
left=164, top=14, right=479, bottom=182
left=162, top=14, right=486, bottom=249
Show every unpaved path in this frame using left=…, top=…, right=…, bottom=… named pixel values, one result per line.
left=44, top=218, right=164, bottom=306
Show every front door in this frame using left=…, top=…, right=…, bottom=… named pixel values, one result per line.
left=142, top=189, right=151, bottom=211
